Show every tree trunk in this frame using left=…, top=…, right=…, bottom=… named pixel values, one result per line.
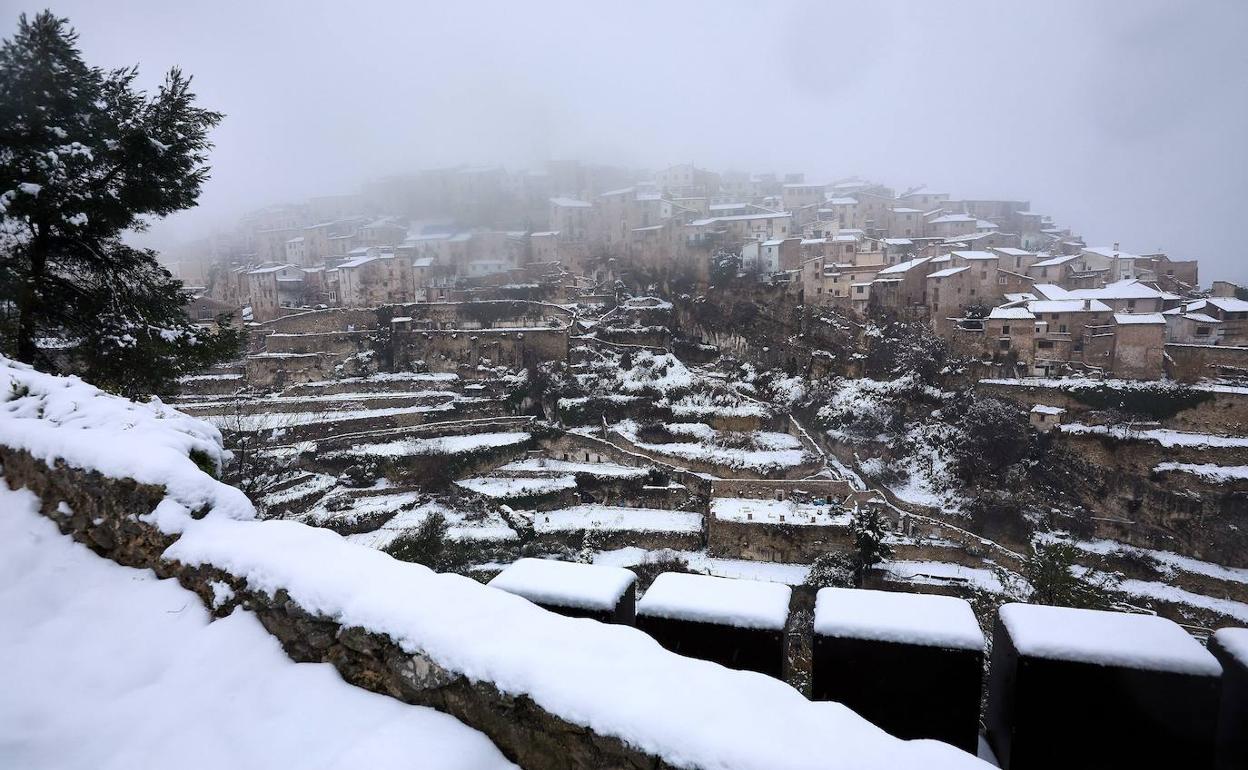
left=14, top=229, right=46, bottom=364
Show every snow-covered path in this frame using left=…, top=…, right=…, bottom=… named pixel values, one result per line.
left=0, top=484, right=517, bottom=770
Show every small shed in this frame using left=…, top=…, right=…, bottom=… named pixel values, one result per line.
left=488, top=558, right=637, bottom=624
left=812, top=588, right=985, bottom=753
left=1210, top=627, right=1248, bottom=770
left=1028, top=404, right=1065, bottom=432
left=636, top=572, right=791, bottom=678
left=986, top=603, right=1222, bottom=769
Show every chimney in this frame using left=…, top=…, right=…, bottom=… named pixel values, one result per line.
left=1113, top=241, right=1120, bottom=253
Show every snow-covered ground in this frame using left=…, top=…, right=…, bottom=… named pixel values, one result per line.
left=616, top=420, right=810, bottom=473
left=593, top=547, right=812, bottom=585
left=1153, top=461, right=1248, bottom=483
left=345, top=501, right=517, bottom=549
left=324, top=431, right=531, bottom=459
left=1060, top=423, right=1248, bottom=448
left=0, top=485, right=517, bottom=770
left=533, top=505, right=702, bottom=534
left=457, top=475, right=578, bottom=498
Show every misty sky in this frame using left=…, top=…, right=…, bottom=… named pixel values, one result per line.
left=9, top=0, right=1248, bottom=281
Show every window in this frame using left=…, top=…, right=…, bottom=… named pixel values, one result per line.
left=1127, top=300, right=1137, bottom=310
left=1038, top=340, right=1054, bottom=349
left=999, top=340, right=1010, bottom=350
left=1059, top=324, right=1068, bottom=333
left=999, top=276, right=1008, bottom=285
left=1002, top=325, right=1012, bottom=335
left=855, top=285, right=864, bottom=294
left=1196, top=326, right=1211, bottom=337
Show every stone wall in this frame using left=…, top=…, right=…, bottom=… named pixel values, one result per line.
left=262, top=308, right=381, bottom=334
left=975, top=379, right=1248, bottom=435
left=707, top=516, right=852, bottom=563
left=393, top=327, right=569, bottom=373
left=265, top=330, right=374, bottom=356
left=1166, top=343, right=1248, bottom=382
left=0, top=445, right=684, bottom=770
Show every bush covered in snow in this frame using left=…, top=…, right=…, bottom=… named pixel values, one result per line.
left=952, top=396, right=1032, bottom=482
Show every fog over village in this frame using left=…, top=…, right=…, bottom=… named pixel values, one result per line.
left=2, top=3, right=1248, bottom=770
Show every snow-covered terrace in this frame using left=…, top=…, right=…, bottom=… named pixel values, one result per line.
left=0, top=357, right=990, bottom=770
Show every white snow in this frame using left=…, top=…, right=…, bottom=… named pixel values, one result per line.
left=208, top=403, right=455, bottom=432
left=328, top=431, right=531, bottom=458
left=0, top=356, right=253, bottom=527
left=616, top=420, right=809, bottom=473
left=1029, top=404, right=1065, bottom=415
left=1153, top=462, right=1248, bottom=483
left=1215, top=627, right=1248, bottom=668
left=711, top=497, right=851, bottom=527
left=998, top=603, right=1222, bottom=676
left=1060, top=423, right=1248, bottom=448
left=456, top=475, right=577, bottom=498
left=496, top=458, right=649, bottom=478
left=880, top=560, right=1005, bottom=593
left=0, top=486, right=517, bottom=770
left=637, top=572, right=791, bottom=631
left=489, top=558, right=636, bottom=611
left=344, top=501, right=516, bottom=548
left=593, top=547, right=813, bottom=585
left=814, top=588, right=985, bottom=651
left=533, top=505, right=702, bottom=534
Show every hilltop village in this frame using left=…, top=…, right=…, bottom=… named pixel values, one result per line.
left=160, top=162, right=1248, bottom=651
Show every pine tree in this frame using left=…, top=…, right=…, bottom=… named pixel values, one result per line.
left=850, top=507, right=893, bottom=587
left=0, top=12, right=242, bottom=397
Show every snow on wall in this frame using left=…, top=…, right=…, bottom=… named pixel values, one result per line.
left=998, top=603, right=1221, bottom=676
left=636, top=572, right=792, bottom=631
left=814, top=588, right=984, bottom=651
left=489, top=558, right=636, bottom=611
left=0, top=356, right=253, bottom=525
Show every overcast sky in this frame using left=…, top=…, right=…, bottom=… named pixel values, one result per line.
left=10, top=0, right=1248, bottom=281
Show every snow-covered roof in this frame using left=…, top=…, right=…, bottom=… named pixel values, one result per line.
left=999, top=603, right=1221, bottom=676
left=1084, top=245, right=1144, bottom=261
left=877, top=256, right=931, bottom=275
left=1004, top=292, right=1038, bottom=303
left=1031, top=283, right=1073, bottom=300
left=928, top=214, right=976, bottom=224
left=549, top=197, right=592, bottom=208
left=813, top=588, right=984, bottom=651
left=1031, top=254, right=1080, bottom=268
left=338, top=256, right=377, bottom=269
left=1179, top=312, right=1220, bottom=324
left=1030, top=404, right=1065, bottom=415
left=928, top=266, right=969, bottom=279
left=951, top=250, right=997, bottom=261
left=882, top=238, right=912, bottom=246
left=1027, top=299, right=1111, bottom=314
left=1114, top=312, right=1166, bottom=325
left=636, top=573, right=791, bottom=631
left=988, top=307, right=1035, bottom=320
left=688, top=212, right=792, bottom=226
left=1066, top=279, right=1165, bottom=301
left=488, top=558, right=636, bottom=611
left=825, top=196, right=858, bottom=205
left=993, top=247, right=1033, bottom=256
left=1205, top=297, right=1248, bottom=313
left=247, top=263, right=299, bottom=275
